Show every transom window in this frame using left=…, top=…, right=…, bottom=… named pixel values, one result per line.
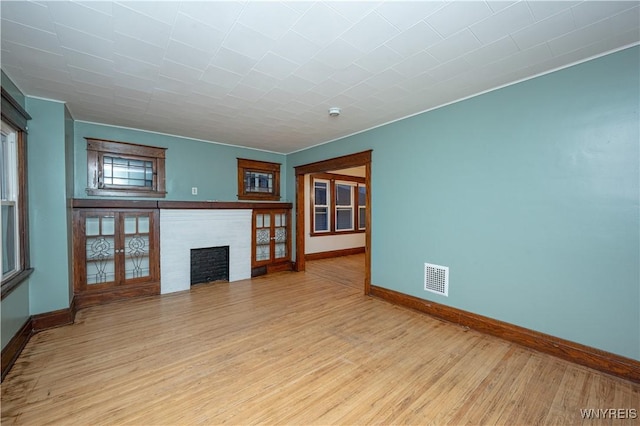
left=237, top=158, right=281, bottom=201
left=311, top=173, right=365, bottom=235
left=86, top=138, right=166, bottom=198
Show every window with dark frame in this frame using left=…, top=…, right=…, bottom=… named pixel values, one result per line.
left=237, top=158, right=281, bottom=201
left=310, top=173, right=366, bottom=236
left=1, top=87, right=33, bottom=299
left=85, top=138, right=167, bottom=198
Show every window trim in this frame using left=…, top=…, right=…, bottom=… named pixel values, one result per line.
left=237, top=158, right=281, bottom=201
left=310, top=173, right=366, bottom=236
left=1, top=87, right=33, bottom=300
left=312, top=178, right=330, bottom=233
left=86, top=138, right=167, bottom=198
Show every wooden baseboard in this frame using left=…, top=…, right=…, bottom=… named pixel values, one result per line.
left=74, top=282, right=160, bottom=310
left=32, top=298, right=77, bottom=332
left=369, top=285, right=640, bottom=383
left=2, top=300, right=78, bottom=382
left=1, top=318, right=33, bottom=382
left=305, top=246, right=365, bottom=261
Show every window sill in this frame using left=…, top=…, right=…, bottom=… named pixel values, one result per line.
left=1, top=268, right=34, bottom=300
left=310, top=230, right=365, bottom=237
left=86, top=188, right=167, bottom=198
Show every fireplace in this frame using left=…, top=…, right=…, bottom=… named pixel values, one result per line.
left=191, top=246, right=229, bottom=285
left=160, top=209, right=252, bottom=294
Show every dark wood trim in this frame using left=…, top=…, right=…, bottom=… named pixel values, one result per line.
left=72, top=199, right=159, bottom=209
left=31, top=299, right=77, bottom=332
left=1, top=317, right=33, bottom=382
left=305, top=247, right=365, bottom=261
left=294, top=150, right=372, bottom=292
left=1, top=86, right=32, bottom=300
left=72, top=199, right=293, bottom=210
left=74, top=282, right=160, bottom=310
left=294, top=173, right=305, bottom=273
left=369, top=285, right=640, bottom=383
left=1, top=87, right=30, bottom=130
left=0, top=268, right=34, bottom=300
left=158, top=201, right=292, bottom=210
left=294, top=150, right=372, bottom=175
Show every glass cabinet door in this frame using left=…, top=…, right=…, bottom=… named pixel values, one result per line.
left=85, top=213, right=116, bottom=285
left=254, top=212, right=271, bottom=264
left=122, top=213, right=151, bottom=282
left=274, top=212, right=287, bottom=260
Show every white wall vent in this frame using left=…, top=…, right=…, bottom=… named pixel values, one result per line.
left=424, top=263, right=449, bottom=296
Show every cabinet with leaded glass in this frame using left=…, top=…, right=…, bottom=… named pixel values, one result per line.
left=73, top=204, right=160, bottom=308
left=251, top=208, right=291, bottom=277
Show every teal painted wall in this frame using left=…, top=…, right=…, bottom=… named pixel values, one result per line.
left=73, top=122, right=287, bottom=202
left=26, top=97, right=72, bottom=314
left=0, top=282, right=30, bottom=349
left=1, top=73, right=30, bottom=350
left=287, top=46, right=640, bottom=360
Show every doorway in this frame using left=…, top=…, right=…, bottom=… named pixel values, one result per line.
left=294, top=150, right=372, bottom=294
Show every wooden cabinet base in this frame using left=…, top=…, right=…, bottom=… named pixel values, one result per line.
left=74, top=282, right=160, bottom=310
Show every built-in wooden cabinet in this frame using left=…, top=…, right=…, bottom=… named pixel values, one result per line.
left=73, top=201, right=160, bottom=309
left=252, top=208, right=291, bottom=276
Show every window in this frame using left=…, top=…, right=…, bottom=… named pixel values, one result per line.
left=86, top=138, right=166, bottom=198
left=2, top=121, right=19, bottom=278
left=1, top=87, right=32, bottom=298
left=313, top=179, right=330, bottom=233
left=237, top=158, right=281, bottom=201
left=311, top=173, right=365, bottom=235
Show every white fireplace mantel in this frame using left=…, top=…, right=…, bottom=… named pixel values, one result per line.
left=159, top=209, right=252, bottom=294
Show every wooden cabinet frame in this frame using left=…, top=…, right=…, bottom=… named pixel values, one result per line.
left=251, top=208, right=291, bottom=276
left=73, top=204, right=160, bottom=309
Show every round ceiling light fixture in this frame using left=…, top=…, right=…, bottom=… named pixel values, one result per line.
left=328, top=107, right=341, bottom=117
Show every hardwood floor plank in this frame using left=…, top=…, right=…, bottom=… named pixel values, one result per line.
left=2, top=254, right=638, bottom=425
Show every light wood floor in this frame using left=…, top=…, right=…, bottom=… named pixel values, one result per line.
left=2, top=254, right=638, bottom=425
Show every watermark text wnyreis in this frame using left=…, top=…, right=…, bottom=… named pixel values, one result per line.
left=580, top=408, right=637, bottom=420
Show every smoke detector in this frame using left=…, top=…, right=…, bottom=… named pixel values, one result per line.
left=328, top=107, right=341, bottom=117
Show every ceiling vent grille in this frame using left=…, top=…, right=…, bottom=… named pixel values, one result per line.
left=424, top=263, right=449, bottom=297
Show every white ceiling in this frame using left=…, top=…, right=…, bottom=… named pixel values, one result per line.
left=1, top=1, right=638, bottom=154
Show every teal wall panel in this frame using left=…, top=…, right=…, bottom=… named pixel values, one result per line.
left=0, top=281, right=30, bottom=349
left=287, top=47, right=640, bottom=360
left=26, top=97, right=71, bottom=314
left=73, top=122, right=287, bottom=202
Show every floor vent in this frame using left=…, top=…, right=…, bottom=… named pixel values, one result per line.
left=424, top=263, right=449, bottom=296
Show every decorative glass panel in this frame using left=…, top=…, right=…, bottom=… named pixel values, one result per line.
left=124, top=216, right=137, bottom=234
left=275, top=227, right=286, bottom=243
left=85, top=216, right=100, bottom=236
left=125, top=234, right=150, bottom=279
left=263, top=214, right=270, bottom=227
left=256, top=228, right=270, bottom=245
left=275, top=214, right=282, bottom=227
left=256, top=244, right=270, bottom=262
left=86, top=235, right=115, bottom=284
left=275, top=243, right=286, bottom=259
left=138, top=216, right=149, bottom=233
left=103, top=156, right=153, bottom=188
left=101, top=216, right=115, bottom=235
left=245, top=170, right=273, bottom=193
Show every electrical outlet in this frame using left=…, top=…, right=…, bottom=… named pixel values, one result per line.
left=191, top=187, right=198, bottom=195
